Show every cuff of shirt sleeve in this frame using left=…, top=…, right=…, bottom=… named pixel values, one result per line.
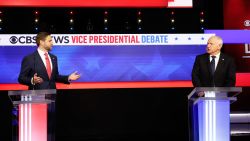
left=31, top=77, right=35, bottom=85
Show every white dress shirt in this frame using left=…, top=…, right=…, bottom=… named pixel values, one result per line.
left=37, top=48, right=53, bottom=71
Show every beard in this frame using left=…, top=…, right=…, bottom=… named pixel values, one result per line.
left=45, top=46, right=52, bottom=51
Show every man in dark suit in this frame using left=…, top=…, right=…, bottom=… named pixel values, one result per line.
left=192, top=35, right=236, bottom=87
left=18, top=32, right=80, bottom=90
left=189, top=36, right=236, bottom=141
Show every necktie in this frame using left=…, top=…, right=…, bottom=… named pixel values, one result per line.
left=210, top=56, right=216, bottom=75
left=44, top=53, right=52, bottom=79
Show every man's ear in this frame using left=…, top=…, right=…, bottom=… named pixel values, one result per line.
left=218, top=43, right=223, bottom=49
left=39, top=40, right=43, bottom=46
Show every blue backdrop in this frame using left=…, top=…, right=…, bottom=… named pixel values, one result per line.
left=0, top=45, right=206, bottom=83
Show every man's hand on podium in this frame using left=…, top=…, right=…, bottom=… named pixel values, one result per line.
left=197, top=91, right=205, bottom=97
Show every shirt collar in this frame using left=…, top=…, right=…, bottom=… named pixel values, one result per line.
left=210, top=52, right=220, bottom=59
left=37, top=48, right=48, bottom=56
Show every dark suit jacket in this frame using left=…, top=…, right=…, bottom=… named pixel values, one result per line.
left=192, top=53, right=236, bottom=87
left=18, top=50, right=69, bottom=90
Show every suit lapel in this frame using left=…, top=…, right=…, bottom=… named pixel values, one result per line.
left=49, top=53, right=56, bottom=79
left=214, top=53, right=225, bottom=75
left=205, top=54, right=213, bottom=77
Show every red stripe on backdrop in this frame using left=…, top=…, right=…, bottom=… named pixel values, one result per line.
left=0, top=0, right=169, bottom=7
left=56, top=81, right=193, bottom=89
left=0, top=73, right=250, bottom=90
left=236, top=73, right=250, bottom=87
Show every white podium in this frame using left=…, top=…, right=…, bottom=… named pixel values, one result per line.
left=188, top=87, right=242, bottom=141
left=8, top=89, right=56, bottom=141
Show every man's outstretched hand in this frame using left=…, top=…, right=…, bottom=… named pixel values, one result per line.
left=68, top=71, right=81, bottom=81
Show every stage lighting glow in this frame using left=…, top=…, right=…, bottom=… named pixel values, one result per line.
left=34, top=19, right=38, bottom=23
left=104, top=11, right=108, bottom=15
left=104, top=19, right=108, bottom=23
left=104, top=27, right=108, bottom=30
left=137, top=11, right=141, bottom=15
left=171, top=27, right=175, bottom=30
left=137, top=19, right=141, bottom=23
left=35, top=27, right=38, bottom=30
left=70, top=11, right=73, bottom=15
left=34, top=11, right=39, bottom=15
left=70, top=27, right=74, bottom=30
left=171, top=19, right=175, bottom=23
left=200, top=19, right=204, bottom=23
left=171, top=11, right=174, bottom=15
left=138, top=27, right=142, bottom=30
left=70, top=19, right=74, bottom=23
left=200, top=11, right=204, bottom=15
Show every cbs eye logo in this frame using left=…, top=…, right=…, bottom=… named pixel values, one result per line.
left=9, top=36, right=18, bottom=44
left=244, top=20, right=250, bottom=27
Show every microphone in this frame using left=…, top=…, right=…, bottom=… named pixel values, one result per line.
left=212, top=74, right=215, bottom=87
left=33, top=53, right=36, bottom=90
left=210, top=56, right=216, bottom=87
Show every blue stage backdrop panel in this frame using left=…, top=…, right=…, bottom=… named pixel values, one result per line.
left=0, top=45, right=206, bottom=83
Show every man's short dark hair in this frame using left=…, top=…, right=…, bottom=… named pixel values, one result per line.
left=36, top=32, right=51, bottom=46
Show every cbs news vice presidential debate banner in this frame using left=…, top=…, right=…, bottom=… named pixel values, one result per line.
left=0, top=34, right=213, bottom=83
